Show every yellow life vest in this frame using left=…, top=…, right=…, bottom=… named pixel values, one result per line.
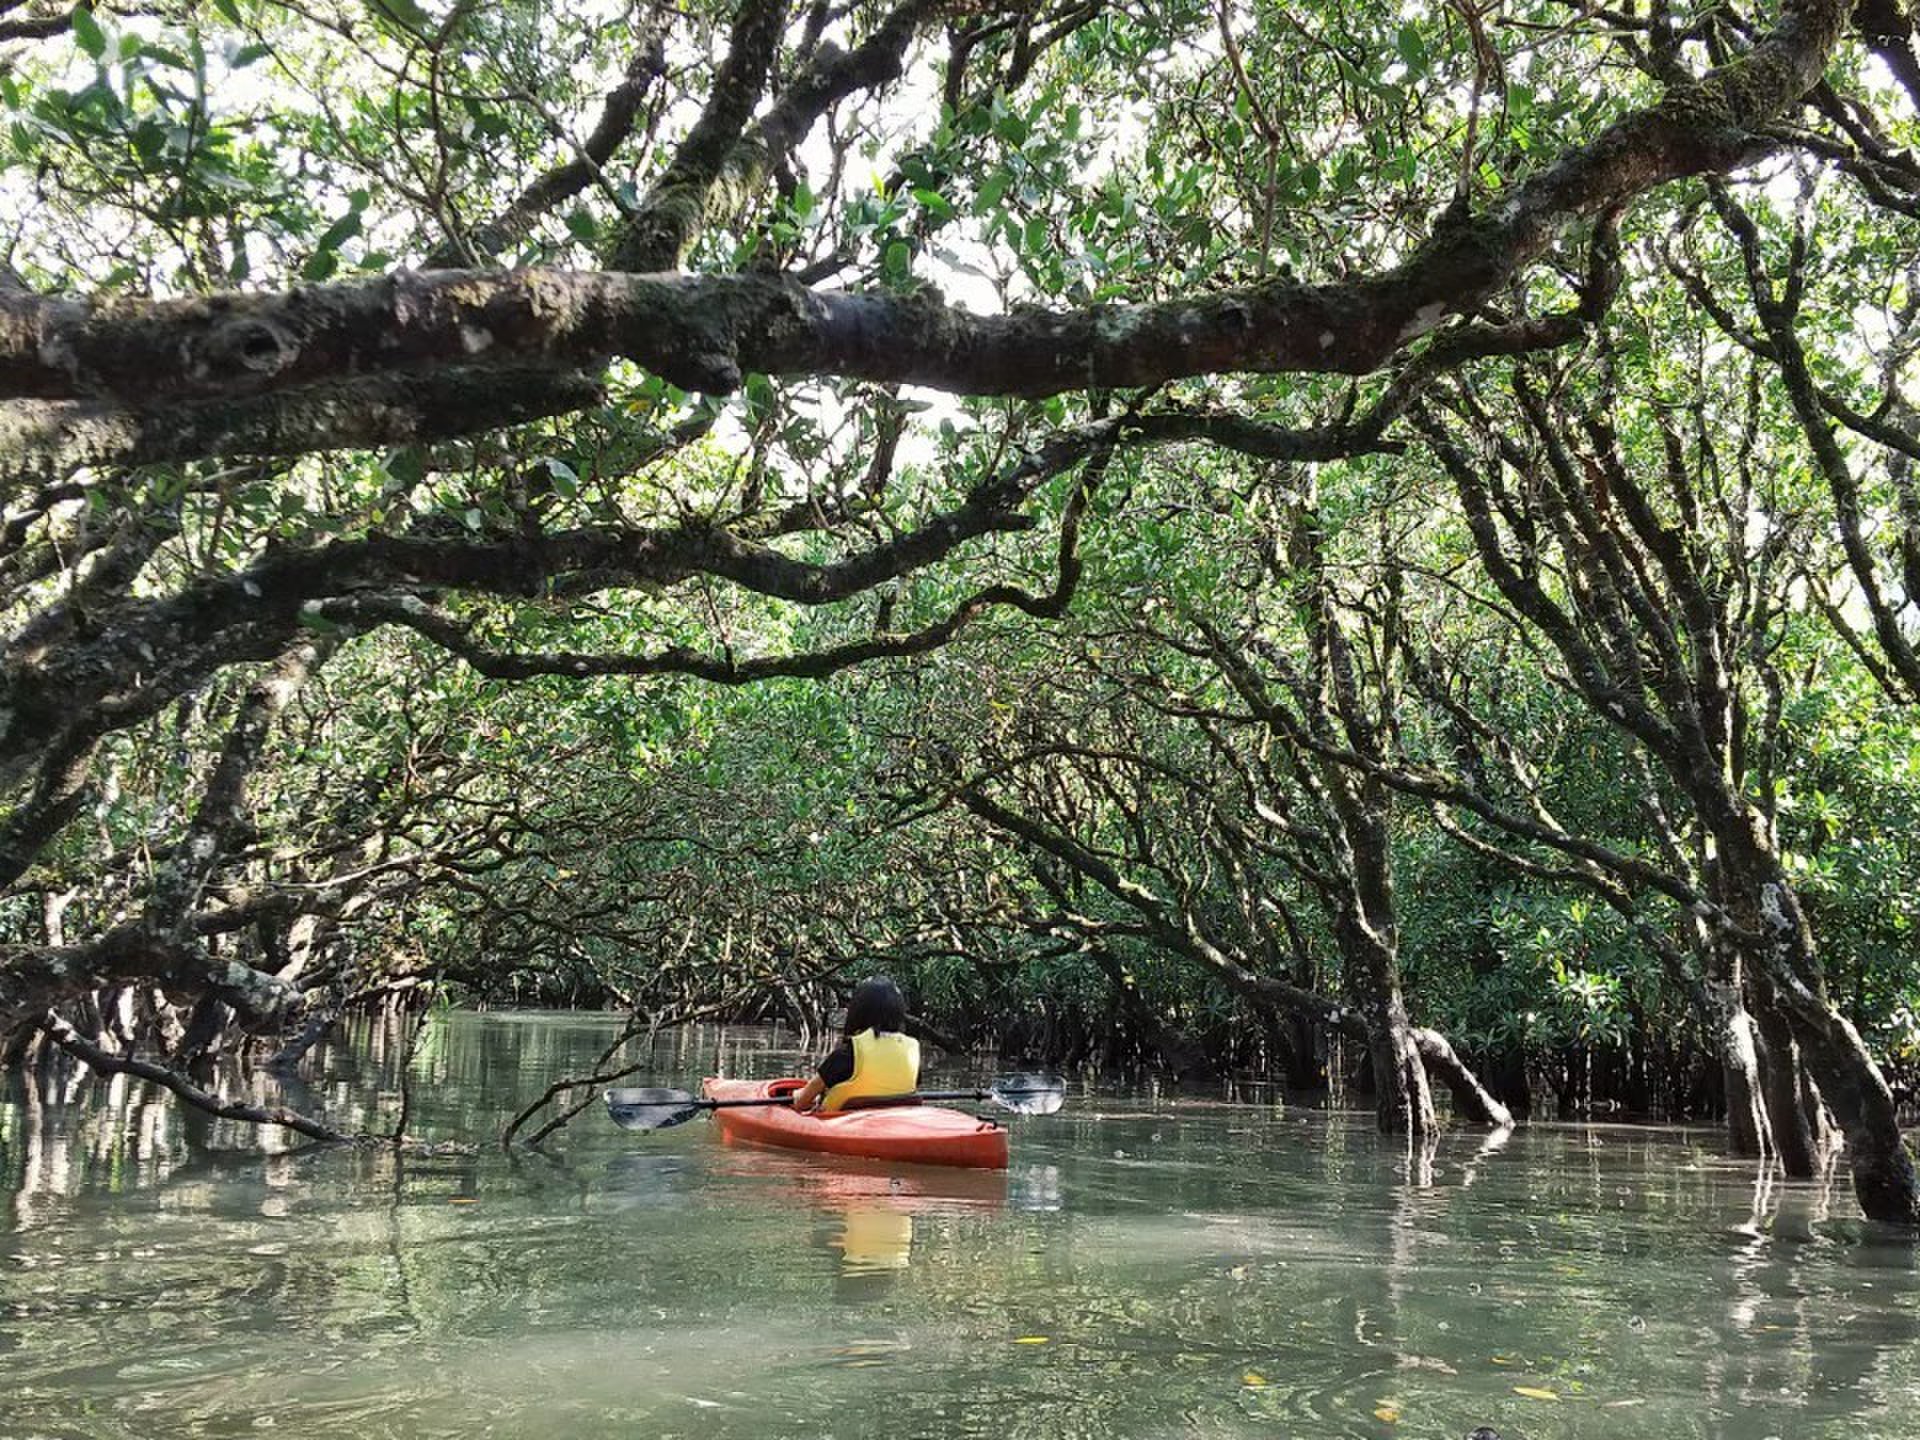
left=820, top=1028, right=921, bottom=1113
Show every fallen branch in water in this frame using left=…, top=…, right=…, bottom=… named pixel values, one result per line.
left=518, top=1065, right=649, bottom=1148
left=41, top=1013, right=472, bottom=1153
left=501, top=994, right=746, bottom=1147
left=501, top=1012, right=653, bottom=1148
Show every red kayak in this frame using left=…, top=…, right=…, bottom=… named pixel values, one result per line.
left=702, top=1077, right=1009, bottom=1170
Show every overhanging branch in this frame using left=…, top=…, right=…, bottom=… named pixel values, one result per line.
left=0, top=0, right=1851, bottom=467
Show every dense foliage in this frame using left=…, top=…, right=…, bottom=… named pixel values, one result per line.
left=7, top=0, right=1920, bottom=1218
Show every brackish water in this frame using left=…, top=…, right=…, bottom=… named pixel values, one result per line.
left=3, top=1012, right=1918, bottom=1439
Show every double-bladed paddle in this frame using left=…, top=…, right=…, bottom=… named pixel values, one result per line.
left=604, top=1073, right=1067, bottom=1132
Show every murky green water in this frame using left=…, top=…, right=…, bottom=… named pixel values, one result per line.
left=3, top=1011, right=1918, bottom=1438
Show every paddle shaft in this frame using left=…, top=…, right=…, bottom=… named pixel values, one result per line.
left=604, top=1073, right=1064, bottom=1129
left=702, top=1088, right=1020, bottom=1112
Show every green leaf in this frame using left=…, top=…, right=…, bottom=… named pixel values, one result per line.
left=71, top=5, right=106, bottom=59
left=1396, top=22, right=1424, bottom=70
left=131, top=119, right=166, bottom=162
left=365, top=0, right=432, bottom=35
left=884, top=239, right=912, bottom=278
left=543, top=457, right=579, bottom=498
left=912, top=186, right=954, bottom=221
left=313, top=210, right=362, bottom=253
left=383, top=447, right=426, bottom=487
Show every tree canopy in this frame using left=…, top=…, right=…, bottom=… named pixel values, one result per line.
left=8, top=0, right=1920, bottom=1220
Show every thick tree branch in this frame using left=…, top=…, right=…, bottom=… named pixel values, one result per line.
left=145, top=639, right=333, bottom=937
left=425, top=38, right=669, bottom=269
left=0, top=0, right=1851, bottom=466
left=0, top=729, right=97, bottom=890
left=1, top=368, right=607, bottom=478
left=609, top=0, right=792, bottom=271
left=0, top=918, right=300, bottom=1033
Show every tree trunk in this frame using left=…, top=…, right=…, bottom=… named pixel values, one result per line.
left=1752, top=985, right=1820, bottom=1177
left=1701, top=948, right=1770, bottom=1158
left=267, top=1002, right=340, bottom=1074
left=1368, top=1004, right=1435, bottom=1137
left=1412, top=1027, right=1515, bottom=1127
left=1331, top=781, right=1437, bottom=1137
left=1802, top=1059, right=1836, bottom=1157
left=1339, top=915, right=1434, bottom=1136
left=1720, top=823, right=1919, bottom=1223
left=1719, top=1003, right=1771, bottom=1160
left=1780, top=993, right=1916, bottom=1220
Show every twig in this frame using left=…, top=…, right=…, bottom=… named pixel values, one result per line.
left=501, top=1052, right=651, bottom=1147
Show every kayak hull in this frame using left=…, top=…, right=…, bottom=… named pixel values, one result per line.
left=702, top=1078, right=1010, bottom=1170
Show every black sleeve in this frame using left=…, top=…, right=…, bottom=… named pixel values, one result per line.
left=816, top=1040, right=855, bottom=1087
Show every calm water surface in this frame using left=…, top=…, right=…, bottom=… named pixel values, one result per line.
left=2, top=1011, right=1917, bottom=1439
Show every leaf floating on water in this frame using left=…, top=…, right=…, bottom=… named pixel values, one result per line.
left=448, top=1198, right=477, bottom=1206
left=1013, top=1336, right=1050, bottom=1345
left=1373, top=1402, right=1401, bottom=1423
left=1603, top=1398, right=1646, bottom=1409
left=1489, top=1356, right=1515, bottom=1366
left=1242, top=1372, right=1267, bottom=1387
left=1513, top=1386, right=1560, bottom=1401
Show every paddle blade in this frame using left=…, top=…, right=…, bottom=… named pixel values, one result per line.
left=605, top=1087, right=702, bottom=1131
left=989, top=1073, right=1067, bottom=1116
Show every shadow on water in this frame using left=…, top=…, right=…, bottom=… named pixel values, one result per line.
left=3, top=1012, right=1920, bottom=1438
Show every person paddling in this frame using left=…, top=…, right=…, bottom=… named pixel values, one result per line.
left=791, top=976, right=920, bottom=1113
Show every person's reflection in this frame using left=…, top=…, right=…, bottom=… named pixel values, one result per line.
left=709, top=1153, right=1007, bottom=1286
left=825, top=1165, right=1008, bottom=1289
left=833, top=1205, right=915, bottom=1274
left=822, top=1158, right=1063, bottom=1288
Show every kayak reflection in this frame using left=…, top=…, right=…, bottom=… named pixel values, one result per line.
left=708, top=1147, right=1008, bottom=1275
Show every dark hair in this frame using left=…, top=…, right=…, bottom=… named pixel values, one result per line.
left=843, top=975, right=907, bottom=1037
